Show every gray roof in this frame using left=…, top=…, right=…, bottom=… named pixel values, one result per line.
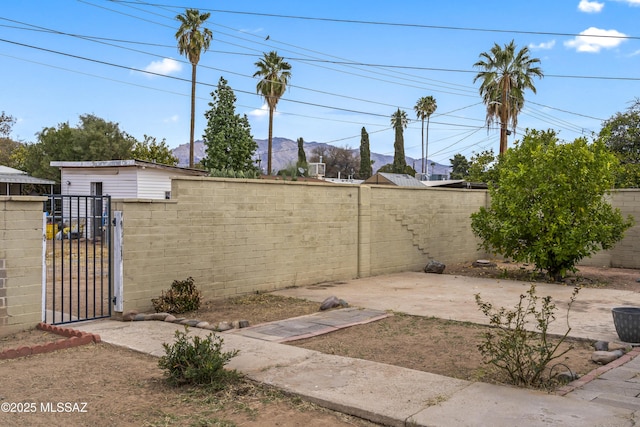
left=0, top=166, right=56, bottom=185
left=50, top=159, right=208, bottom=176
left=377, top=173, right=425, bottom=187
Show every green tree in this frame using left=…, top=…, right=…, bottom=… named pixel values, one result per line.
left=296, top=137, right=307, bottom=174
left=132, top=135, right=179, bottom=166
left=359, top=127, right=372, bottom=179
left=598, top=99, right=640, bottom=188
left=471, top=129, right=634, bottom=280
left=0, top=112, right=19, bottom=166
left=473, top=40, right=543, bottom=154
left=176, top=8, right=213, bottom=168
left=202, top=77, right=257, bottom=173
left=253, top=51, right=292, bottom=175
left=309, top=145, right=359, bottom=179
left=414, top=96, right=437, bottom=174
left=467, top=149, right=498, bottom=183
left=391, top=108, right=408, bottom=173
left=19, top=115, right=136, bottom=181
left=449, top=153, right=471, bottom=180
left=377, top=163, right=417, bottom=176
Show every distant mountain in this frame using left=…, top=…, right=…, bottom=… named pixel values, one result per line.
left=173, top=138, right=450, bottom=177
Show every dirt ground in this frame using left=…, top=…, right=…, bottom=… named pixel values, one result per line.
left=2, top=262, right=639, bottom=426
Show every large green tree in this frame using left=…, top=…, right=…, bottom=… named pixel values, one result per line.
left=202, top=77, right=258, bottom=173
left=16, top=115, right=136, bottom=181
left=132, top=135, right=178, bottom=166
left=473, top=40, right=543, bottom=154
left=598, top=99, right=640, bottom=188
left=0, top=112, right=20, bottom=167
left=414, top=96, right=437, bottom=175
left=359, top=127, right=372, bottom=179
left=449, top=153, right=471, bottom=180
left=176, top=8, right=213, bottom=168
left=471, top=129, right=633, bottom=280
left=391, top=108, right=408, bottom=174
left=467, top=149, right=499, bottom=183
left=253, top=51, right=292, bottom=175
left=309, top=145, right=359, bottom=179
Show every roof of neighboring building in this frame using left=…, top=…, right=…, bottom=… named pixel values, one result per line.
left=363, top=172, right=425, bottom=187
left=420, top=180, right=488, bottom=189
left=0, top=165, right=56, bottom=185
left=49, top=159, right=209, bottom=176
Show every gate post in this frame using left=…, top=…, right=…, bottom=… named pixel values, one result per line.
left=113, top=211, right=124, bottom=312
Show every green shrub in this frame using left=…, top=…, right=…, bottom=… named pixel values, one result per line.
left=475, top=284, right=579, bottom=387
left=158, top=327, right=240, bottom=389
left=152, top=277, right=201, bottom=314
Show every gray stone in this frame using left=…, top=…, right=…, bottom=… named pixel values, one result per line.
left=133, top=314, right=147, bottom=321
left=557, top=371, right=579, bottom=382
left=195, top=321, right=210, bottom=329
left=424, top=260, right=446, bottom=274
left=320, top=296, right=340, bottom=310
left=592, top=349, right=625, bottom=365
left=147, top=313, right=169, bottom=321
left=217, top=321, right=232, bottom=331
left=593, top=341, right=609, bottom=351
left=183, top=319, right=199, bottom=327
left=164, top=314, right=176, bottom=322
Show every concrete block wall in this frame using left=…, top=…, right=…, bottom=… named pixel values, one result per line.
left=0, top=197, right=45, bottom=337
left=366, top=186, right=488, bottom=276
left=114, top=178, right=361, bottom=312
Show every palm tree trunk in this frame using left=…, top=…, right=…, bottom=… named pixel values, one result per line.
left=267, top=106, right=274, bottom=175
left=426, top=116, right=431, bottom=178
left=421, top=118, right=425, bottom=174
left=189, top=63, right=197, bottom=168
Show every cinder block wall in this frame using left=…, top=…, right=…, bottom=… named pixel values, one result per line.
left=113, top=178, right=361, bottom=312
left=581, top=190, right=640, bottom=268
left=0, top=197, right=44, bottom=336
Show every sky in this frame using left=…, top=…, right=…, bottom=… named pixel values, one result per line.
left=2, top=0, right=640, bottom=169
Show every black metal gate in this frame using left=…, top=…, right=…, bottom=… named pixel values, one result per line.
left=43, top=195, right=112, bottom=324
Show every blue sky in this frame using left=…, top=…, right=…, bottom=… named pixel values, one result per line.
left=2, top=0, right=640, bottom=168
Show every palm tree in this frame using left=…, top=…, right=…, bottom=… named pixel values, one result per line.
left=175, top=9, right=213, bottom=168
left=414, top=96, right=437, bottom=175
left=253, top=51, right=292, bottom=175
left=473, top=40, right=543, bottom=154
left=391, top=108, right=409, bottom=173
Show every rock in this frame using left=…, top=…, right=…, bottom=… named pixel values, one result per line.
left=472, top=259, right=497, bottom=268
left=593, top=341, right=609, bottom=351
left=164, top=314, right=176, bottom=322
left=592, top=349, right=625, bottom=365
left=424, top=260, right=446, bottom=274
left=121, top=310, right=138, bottom=321
left=238, top=320, right=250, bottom=328
left=133, top=314, right=147, bottom=321
left=557, top=371, right=579, bottom=382
left=320, top=296, right=340, bottom=310
left=147, top=313, right=169, bottom=321
left=195, top=321, right=210, bottom=329
left=217, top=321, right=232, bottom=331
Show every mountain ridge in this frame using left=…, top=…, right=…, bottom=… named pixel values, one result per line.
left=172, top=138, right=449, bottom=177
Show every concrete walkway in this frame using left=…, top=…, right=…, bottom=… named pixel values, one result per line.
left=72, top=272, right=640, bottom=427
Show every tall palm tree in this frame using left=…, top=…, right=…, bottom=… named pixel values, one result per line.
left=473, top=40, right=543, bottom=154
left=175, top=9, right=213, bottom=168
left=414, top=96, right=437, bottom=175
left=391, top=108, right=409, bottom=173
left=253, top=51, right=292, bottom=175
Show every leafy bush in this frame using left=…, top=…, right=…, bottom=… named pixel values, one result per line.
left=475, top=284, right=579, bottom=387
left=152, top=277, right=201, bottom=314
left=471, top=129, right=634, bottom=280
left=158, top=327, right=240, bottom=389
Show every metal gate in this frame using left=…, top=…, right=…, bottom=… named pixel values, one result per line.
left=43, top=195, right=112, bottom=324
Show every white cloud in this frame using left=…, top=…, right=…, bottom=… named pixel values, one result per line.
left=163, top=115, right=179, bottom=123
left=143, top=58, right=182, bottom=76
left=578, top=0, right=604, bottom=12
left=564, top=27, right=627, bottom=52
left=613, top=0, right=640, bottom=6
left=529, top=40, right=556, bottom=50
left=248, top=104, right=271, bottom=118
